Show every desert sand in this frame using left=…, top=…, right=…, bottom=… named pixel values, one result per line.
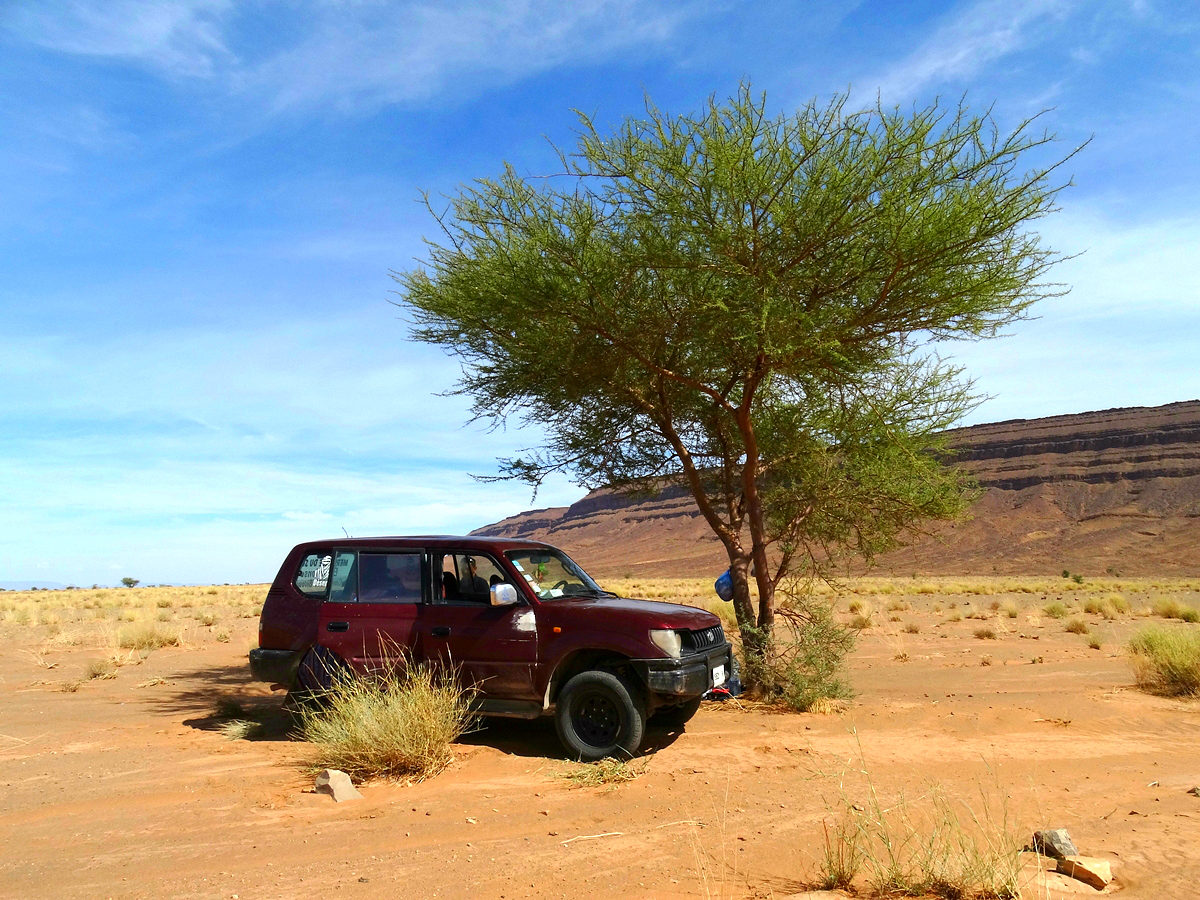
left=2, top=578, right=1199, bottom=898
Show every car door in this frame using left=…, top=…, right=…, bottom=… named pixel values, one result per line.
left=424, top=550, right=538, bottom=700
left=318, top=549, right=426, bottom=675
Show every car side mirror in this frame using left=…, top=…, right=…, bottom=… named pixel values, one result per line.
left=490, top=583, right=520, bottom=607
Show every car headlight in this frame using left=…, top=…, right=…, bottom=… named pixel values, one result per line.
left=649, top=628, right=682, bottom=658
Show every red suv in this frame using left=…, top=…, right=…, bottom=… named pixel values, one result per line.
left=250, top=536, right=731, bottom=760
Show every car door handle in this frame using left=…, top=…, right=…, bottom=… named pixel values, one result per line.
left=431, top=626, right=451, bottom=637
left=326, top=621, right=349, bottom=632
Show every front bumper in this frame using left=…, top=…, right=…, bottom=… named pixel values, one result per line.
left=631, top=643, right=732, bottom=697
left=248, top=648, right=304, bottom=685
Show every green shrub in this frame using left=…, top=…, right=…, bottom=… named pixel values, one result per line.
left=1042, top=601, right=1068, bottom=619
left=742, top=598, right=855, bottom=713
left=299, top=660, right=475, bottom=781
left=1128, top=626, right=1200, bottom=696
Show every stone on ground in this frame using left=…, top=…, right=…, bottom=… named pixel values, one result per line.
left=1057, top=856, right=1113, bottom=890
left=314, top=768, right=362, bottom=802
left=1031, top=827, right=1079, bottom=859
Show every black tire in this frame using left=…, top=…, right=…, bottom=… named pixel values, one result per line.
left=555, top=670, right=646, bottom=761
left=652, top=696, right=702, bottom=729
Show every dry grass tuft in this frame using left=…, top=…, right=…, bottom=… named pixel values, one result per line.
left=117, top=622, right=181, bottom=650
left=1064, top=618, right=1090, bottom=635
left=807, top=696, right=849, bottom=715
left=818, top=760, right=1022, bottom=898
left=220, top=719, right=265, bottom=741
left=84, top=659, right=116, bottom=680
left=1128, top=626, right=1200, bottom=696
left=298, top=660, right=475, bottom=781
left=1151, top=597, right=1200, bottom=623
left=560, top=757, right=645, bottom=788
left=973, top=626, right=997, bottom=641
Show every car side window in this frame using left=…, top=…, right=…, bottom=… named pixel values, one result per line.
left=358, top=552, right=423, bottom=603
left=295, top=551, right=332, bottom=597
left=328, top=551, right=357, bottom=602
left=437, top=552, right=507, bottom=604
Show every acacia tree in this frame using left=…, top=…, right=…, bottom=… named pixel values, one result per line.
left=397, top=86, right=1075, bottom=671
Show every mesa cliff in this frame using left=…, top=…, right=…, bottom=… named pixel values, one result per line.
left=475, top=400, right=1200, bottom=577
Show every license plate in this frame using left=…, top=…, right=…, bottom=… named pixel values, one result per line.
left=712, top=664, right=726, bottom=686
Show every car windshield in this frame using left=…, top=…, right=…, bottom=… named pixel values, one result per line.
left=504, top=549, right=612, bottom=600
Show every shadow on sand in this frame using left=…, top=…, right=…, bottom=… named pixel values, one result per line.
left=149, top=661, right=690, bottom=757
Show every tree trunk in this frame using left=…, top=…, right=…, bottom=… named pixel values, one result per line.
left=727, top=552, right=770, bottom=687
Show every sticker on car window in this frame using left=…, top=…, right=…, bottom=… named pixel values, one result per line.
left=512, top=561, right=525, bottom=571
left=312, top=555, right=331, bottom=589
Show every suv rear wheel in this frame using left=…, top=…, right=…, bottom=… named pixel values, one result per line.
left=555, top=670, right=645, bottom=761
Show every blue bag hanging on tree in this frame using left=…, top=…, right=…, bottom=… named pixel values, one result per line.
left=714, top=568, right=734, bottom=602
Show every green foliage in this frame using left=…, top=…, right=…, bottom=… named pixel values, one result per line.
left=741, top=590, right=856, bottom=711
left=1128, top=626, right=1200, bottom=696
left=398, top=83, right=1076, bottom=671
left=120, top=577, right=139, bottom=589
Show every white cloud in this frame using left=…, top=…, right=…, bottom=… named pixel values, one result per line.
left=0, top=308, right=584, bottom=584
left=1038, top=206, right=1200, bottom=319
left=245, top=0, right=694, bottom=114
left=942, top=204, right=1200, bottom=424
left=9, top=0, right=234, bottom=78
left=8, top=0, right=699, bottom=114
left=865, top=0, right=1077, bottom=103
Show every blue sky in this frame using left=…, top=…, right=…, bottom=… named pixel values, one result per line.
left=2, top=0, right=1198, bottom=586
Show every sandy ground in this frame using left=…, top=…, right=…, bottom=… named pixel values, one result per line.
left=2, top=583, right=1199, bottom=899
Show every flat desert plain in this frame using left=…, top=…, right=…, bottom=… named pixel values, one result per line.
left=2, top=577, right=1199, bottom=899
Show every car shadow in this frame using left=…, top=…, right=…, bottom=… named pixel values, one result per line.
left=147, top=662, right=690, bottom=756
left=142, top=662, right=299, bottom=742
left=457, top=714, right=686, bottom=760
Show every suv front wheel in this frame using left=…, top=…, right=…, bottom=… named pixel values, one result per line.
left=555, top=670, right=646, bottom=761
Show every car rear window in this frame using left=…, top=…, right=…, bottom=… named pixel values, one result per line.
left=294, top=552, right=332, bottom=597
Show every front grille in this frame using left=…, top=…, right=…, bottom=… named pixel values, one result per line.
left=682, top=625, right=725, bottom=654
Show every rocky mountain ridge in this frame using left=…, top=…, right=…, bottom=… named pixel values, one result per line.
left=476, top=400, right=1200, bottom=577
